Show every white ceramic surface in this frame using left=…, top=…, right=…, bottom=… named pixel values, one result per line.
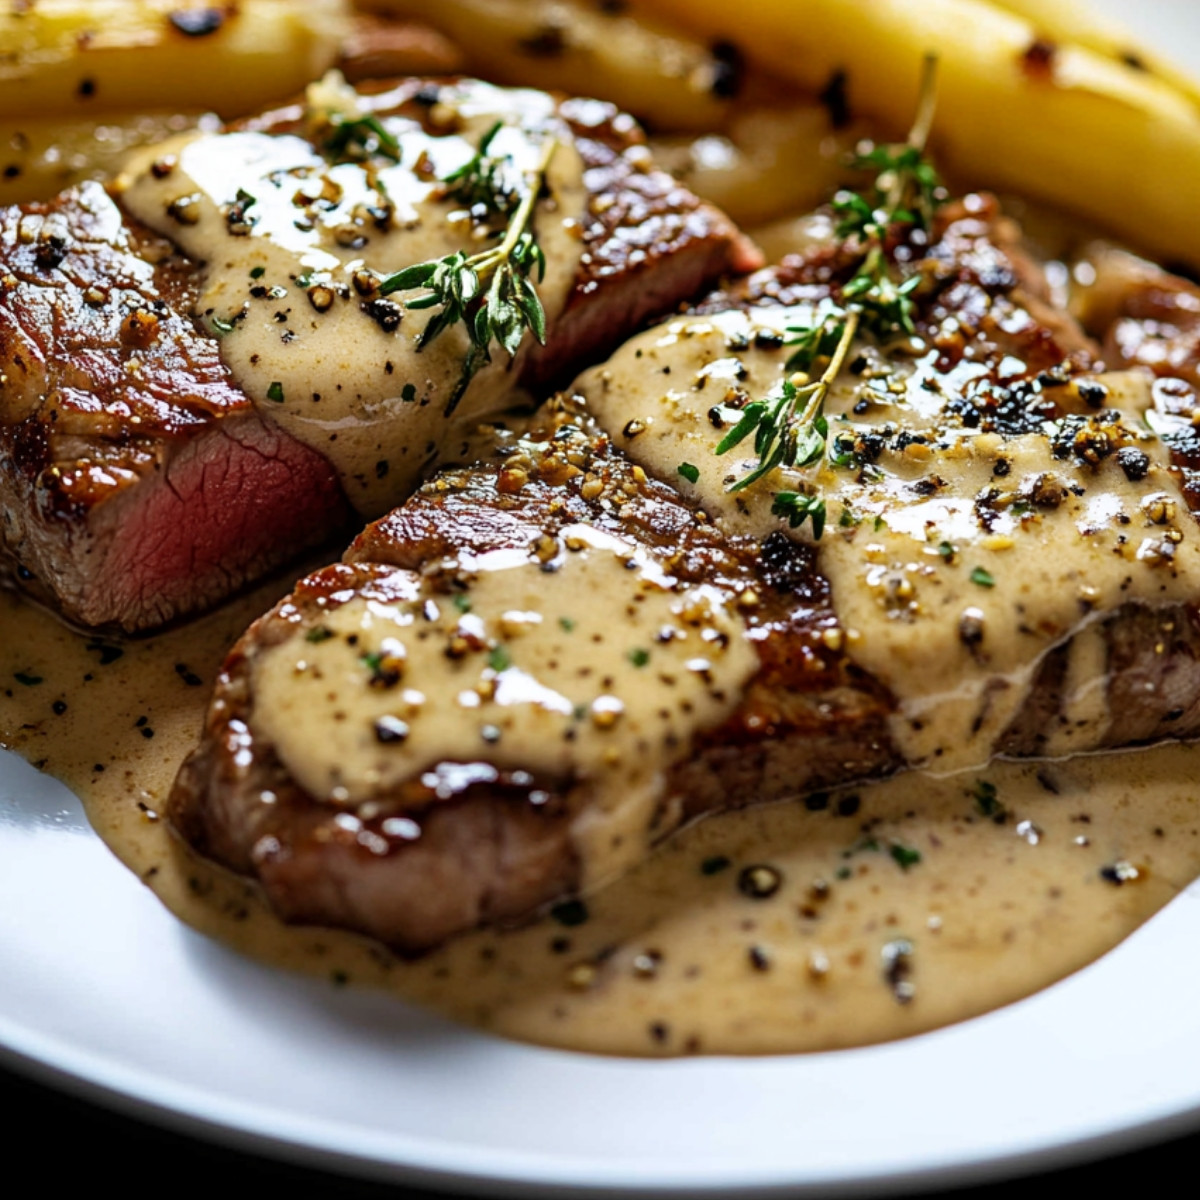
left=4, top=3, right=1200, bottom=1194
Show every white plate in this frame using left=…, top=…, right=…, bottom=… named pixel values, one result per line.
left=5, top=3, right=1200, bottom=1194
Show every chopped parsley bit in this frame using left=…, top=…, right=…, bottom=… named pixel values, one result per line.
left=250, top=266, right=266, bottom=279
left=701, top=855, right=731, bottom=876
left=972, top=779, right=1006, bottom=820
left=452, top=593, right=472, bottom=613
left=835, top=865, right=852, bottom=881
left=14, top=671, right=42, bottom=687
left=551, top=899, right=589, bottom=927
left=889, top=842, right=922, bottom=871
left=488, top=645, right=512, bottom=672
left=209, top=315, right=236, bottom=336
left=628, top=647, right=650, bottom=668
left=305, top=626, right=334, bottom=644
left=839, top=505, right=861, bottom=528
left=295, top=271, right=317, bottom=289
left=266, top=380, right=285, bottom=403
left=937, top=540, right=955, bottom=561
left=559, top=616, right=576, bottom=632
left=678, top=461, right=700, bottom=484
left=970, top=566, right=996, bottom=588
left=873, top=515, right=886, bottom=532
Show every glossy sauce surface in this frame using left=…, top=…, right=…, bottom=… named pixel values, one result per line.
left=3, top=584, right=1198, bottom=1057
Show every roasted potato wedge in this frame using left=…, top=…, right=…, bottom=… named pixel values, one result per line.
left=630, top=0, right=1200, bottom=270
left=989, top=0, right=1200, bottom=110
left=0, top=0, right=347, bottom=119
left=357, top=0, right=762, bottom=132
left=0, top=112, right=213, bottom=205
left=650, top=106, right=860, bottom=229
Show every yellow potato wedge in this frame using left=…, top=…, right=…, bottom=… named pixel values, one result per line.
left=357, top=0, right=755, bottom=132
left=629, top=0, right=1200, bottom=270
left=0, top=0, right=347, bottom=119
left=650, top=105, right=861, bottom=228
left=989, top=0, right=1200, bottom=111
left=0, top=112, right=212, bottom=205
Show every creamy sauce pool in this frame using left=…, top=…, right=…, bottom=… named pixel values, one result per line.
left=3, top=583, right=1200, bottom=1057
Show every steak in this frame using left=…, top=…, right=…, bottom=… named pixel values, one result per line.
left=0, top=80, right=757, bottom=632
left=171, top=194, right=1200, bottom=955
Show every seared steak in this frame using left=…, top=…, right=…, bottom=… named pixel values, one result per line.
left=0, top=81, right=756, bottom=632
left=171, top=194, right=1200, bottom=954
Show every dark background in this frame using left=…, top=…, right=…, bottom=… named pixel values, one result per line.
left=5, top=1057, right=1197, bottom=1198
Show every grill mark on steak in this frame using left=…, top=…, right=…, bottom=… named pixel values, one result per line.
left=0, top=83, right=757, bottom=632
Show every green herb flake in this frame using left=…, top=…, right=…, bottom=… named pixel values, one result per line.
left=889, top=842, right=922, bottom=871
left=678, top=461, right=700, bottom=484
left=972, top=779, right=1006, bottom=820
left=266, top=380, right=285, bottom=403
left=559, top=616, right=576, bottom=632
left=401, top=382, right=418, bottom=403
left=305, top=626, right=333, bottom=644
left=970, top=566, right=996, bottom=588
left=14, top=671, right=42, bottom=687
left=452, top=593, right=472, bottom=613
left=701, top=855, right=731, bottom=876
left=249, top=266, right=266, bottom=279
left=937, top=540, right=955, bottom=561
left=488, top=645, right=512, bottom=672
left=628, top=647, right=650, bottom=668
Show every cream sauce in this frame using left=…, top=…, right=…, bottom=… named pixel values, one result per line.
left=252, top=527, right=756, bottom=889
left=3, top=584, right=1200, bottom=1057
left=572, top=306, right=1200, bottom=770
left=115, top=78, right=586, bottom=515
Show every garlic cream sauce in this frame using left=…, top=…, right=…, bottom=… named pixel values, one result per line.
left=116, top=78, right=586, bottom=515
left=4, top=578, right=1200, bottom=1057
left=253, top=527, right=757, bottom=891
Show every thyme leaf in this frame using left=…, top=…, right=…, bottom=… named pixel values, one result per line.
left=379, top=128, right=557, bottom=416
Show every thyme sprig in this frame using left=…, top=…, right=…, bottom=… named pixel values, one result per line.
left=379, top=123, right=557, bottom=416
left=716, top=54, right=943, bottom=539
left=306, top=72, right=402, bottom=165
left=321, top=112, right=401, bottom=164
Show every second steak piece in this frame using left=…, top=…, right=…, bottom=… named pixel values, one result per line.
left=0, top=77, right=755, bottom=631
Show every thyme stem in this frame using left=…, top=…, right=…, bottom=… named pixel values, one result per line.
left=379, top=130, right=559, bottom=416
